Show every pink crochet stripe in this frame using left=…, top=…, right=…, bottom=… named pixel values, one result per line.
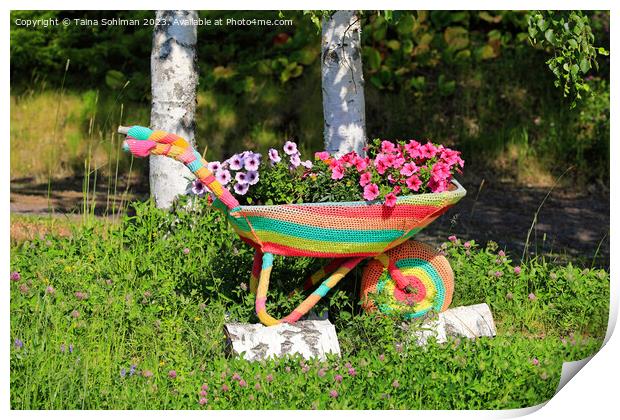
left=160, top=133, right=179, bottom=144
left=282, top=310, right=303, bottom=323
left=255, top=297, right=267, bottom=312
left=179, top=149, right=196, bottom=164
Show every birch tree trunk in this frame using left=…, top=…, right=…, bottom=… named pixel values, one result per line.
left=150, top=10, right=198, bottom=209
left=321, top=11, right=367, bottom=156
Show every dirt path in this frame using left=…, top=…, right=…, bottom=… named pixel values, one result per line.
left=10, top=174, right=610, bottom=268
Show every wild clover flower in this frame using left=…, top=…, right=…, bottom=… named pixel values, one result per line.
left=130, top=365, right=136, bottom=376
left=69, top=344, right=74, bottom=353
left=183, top=247, right=190, bottom=255
left=168, top=370, right=177, bottom=379
left=14, top=338, right=23, bottom=349
left=265, top=374, right=273, bottom=382
left=71, top=310, right=80, bottom=319
left=329, top=389, right=338, bottom=398
left=199, top=397, right=208, bottom=405
left=45, top=285, right=56, bottom=295
left=10, top=271, right=21, bottom=282
left=392, top=380, right=400, bottom=388
left=334, top=374, right=343, bottom=383
left=528, top=293, right=537, bottom=301
left=120, top=368, right=127, bottom=378
left=75, top=291, right=88, bottom=300
left=514, top=266, right=522, bottom=275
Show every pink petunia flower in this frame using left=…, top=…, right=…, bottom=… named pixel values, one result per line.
left=315, top=151, right=330, bottom=161
left=384, top=192, right=397, bottom=208
left=404, top=140, right=421, bottom=157
left=363, top=183, right=379, bottom=201
left=331, top=164, right=345, bottom=180
left=381, top=140, right=397, bottom=153
left=420, top=142, right=439, bottom=158
left=400, top=162, right=419, bottom=177
left=359, top=172, right=372, bottom=187
left=405, top=175, right=422, bottom=191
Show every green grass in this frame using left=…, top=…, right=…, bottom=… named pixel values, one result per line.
left=10, top=197, right=609, bottom=409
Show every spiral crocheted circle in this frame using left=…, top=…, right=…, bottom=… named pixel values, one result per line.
left=360, top=240, right=454, bottom=319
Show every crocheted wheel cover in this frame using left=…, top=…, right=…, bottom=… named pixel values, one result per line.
left=360, top=240, right=454, bottom=319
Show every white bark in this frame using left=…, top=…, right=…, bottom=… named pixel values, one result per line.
left=223, top=304, right=495, bottom=362
left=321, top=11, right=367, bottom=156
left=224, top=320, right=341, bottom=361
left=150, top=10, right=198, bottom=209
left=404, top=303, right=497, bottom=346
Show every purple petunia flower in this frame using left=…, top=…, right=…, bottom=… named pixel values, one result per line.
left=207, top=161, right=221, bottom=173
left=268, top=148, right=281, bottom=164
left=228, top=154, right=244, bottom=171
left=191, top=179, right=208, bottom=197
left=215, top=169, right=231, bottom=186
left=235, top=172, right=248, bottom=184
left=244, top=154, right=260, bottom=171
left=246, top=171, right=259, bottom=185
left=301, top=160, right=313, bottom=169
left=283, top=141, right=298, bottom=156
left=234, top=183, right=249, bottom=196
left=290, top=153, right=301, bottom=168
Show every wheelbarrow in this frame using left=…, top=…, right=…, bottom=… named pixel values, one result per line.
left=119, top=125, right=467, bottom=326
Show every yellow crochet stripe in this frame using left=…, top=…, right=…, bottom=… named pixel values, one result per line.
left=382, top=266, right=435, bottom=313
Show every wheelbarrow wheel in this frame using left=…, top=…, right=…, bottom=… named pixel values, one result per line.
left=360, top=240, right=454, bottom=320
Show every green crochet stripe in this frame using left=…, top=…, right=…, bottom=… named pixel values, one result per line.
left=234, top=215, right=404, bottom=243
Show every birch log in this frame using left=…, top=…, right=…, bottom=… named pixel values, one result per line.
left=405, top=303, right=497, bottom=346
left=150, top=10, right=198, bottom=209
left=321, top=11, right=367, bottom=156
left=224, top=320, right=341, bottom=362
left=224, top=304, right=495, bottom=361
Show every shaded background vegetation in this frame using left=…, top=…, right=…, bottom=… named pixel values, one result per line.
left=10, top=10, right=610, bottom=188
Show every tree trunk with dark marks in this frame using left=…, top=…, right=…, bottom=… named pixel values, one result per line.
left=321, top=11, right=367, bottom=157
left=150, top=10, right=198, bottom=209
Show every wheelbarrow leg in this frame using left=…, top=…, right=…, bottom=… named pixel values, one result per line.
left=250, top=250, right=263, bottom=295
left=289, top=258, right=346, bottom=297
left=255, top=253, right=364, bottom=326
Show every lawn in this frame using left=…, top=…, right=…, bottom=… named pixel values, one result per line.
left=10, top=197, right=609, bottom=409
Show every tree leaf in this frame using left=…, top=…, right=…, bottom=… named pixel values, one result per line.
left=444, top=26, right=469, bottom=50
left=579, top=58, right=591, bottom=74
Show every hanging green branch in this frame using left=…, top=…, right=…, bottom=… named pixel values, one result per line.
left=527, top=11, right=609, bottom=108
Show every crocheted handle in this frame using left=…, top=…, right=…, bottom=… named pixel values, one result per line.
left=118, top=125, right=239, bottom=209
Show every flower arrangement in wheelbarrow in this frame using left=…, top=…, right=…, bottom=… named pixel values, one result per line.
left=120, top=125, right=466, bottom=325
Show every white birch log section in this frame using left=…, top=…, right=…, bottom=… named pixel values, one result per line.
left=405, top=303, right=497, bottom=346
left=224, top=304, right=495, bottom=361
left=321, top=11, right=367, bottom=157
left=224, top=320, right=341, bottom=362
left=149, top=10, right=198, bottom=209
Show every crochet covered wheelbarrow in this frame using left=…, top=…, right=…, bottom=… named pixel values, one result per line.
left=119, top=125, right=467, bottom=326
